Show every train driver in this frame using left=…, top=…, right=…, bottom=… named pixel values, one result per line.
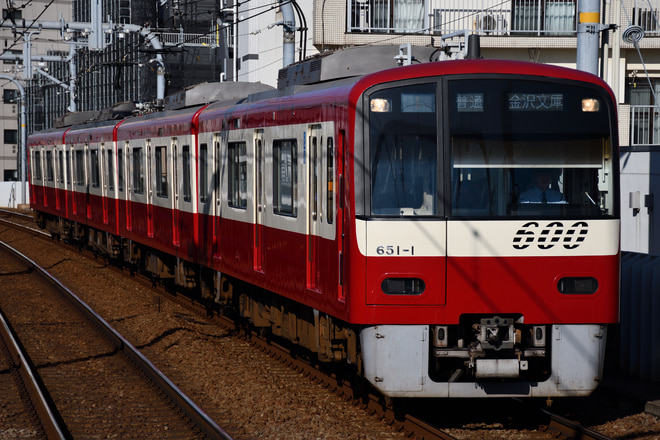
left=518, top=169, right=565, bottom=204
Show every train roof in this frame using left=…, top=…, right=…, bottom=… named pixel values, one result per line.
left=40, top=45, right=613, bottom=136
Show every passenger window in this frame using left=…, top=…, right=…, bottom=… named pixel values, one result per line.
left=107, top=150, right=114, bottom=191
left=228, top=141, right=247, bottom=209
left=132, top=147, right=144, bottom=194
left=200, top=143, right=208, bottom=203
left=33, top=150, right=42, bottom=180
left=75, top=150, right=85, bottom=186
left=155, top=145, right=168, bottom=198
left=273, top=139, right=298, bottom=216
left=46, top=150, right=54, bottom=182
left=326, top=137, right=334, bottom=224
left=118, top=148, right=124, bottom=192
left=182, top=145, right=191, bottom=202
left=58, top=151, right=64, bottom=184
left=90, top=149, right=100, bottom=188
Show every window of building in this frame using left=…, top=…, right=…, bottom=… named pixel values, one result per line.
left=273, top=139, right=298, bottom=216
left=155, top=145, right=168, bottom=198
left=2, top=50, right=20, bottom=65
left=4, top=129, right=17, bottom=144
left=3, top=89, right=17, bottom=103
left=512, top=0, right=576, bottom=34
left=228, top=141, right=247, bottom=208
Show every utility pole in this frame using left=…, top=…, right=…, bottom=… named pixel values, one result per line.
left=577, top=0, right=601, bottom=75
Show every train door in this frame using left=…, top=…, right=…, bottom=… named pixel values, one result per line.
left=146, top=141, right=154, bottom=237
left=55, top=147, right=66, bottom=212
left=124, top=143, right=132, bottom=231
left=69, top=145, right=77, bottom=216
left=85, top=143, right=92, bottom=220
left=307, top=125, right=322, bottom=291
left=335, top=130, right=345, bottom=301
left=101, top=143, right=109, bottom=224
left=254, top=129, right=265, bottom=272
left=54, top=147, right=61, bottom=211
left=172, top=139, right=180, bottom=246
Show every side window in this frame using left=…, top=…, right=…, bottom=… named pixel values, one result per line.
left=155, top=145, right=168, bottom=198
left=133, top=147, right=144, bottom=194
left=107, top=149, right=115, bottom=191
left=90, top=149, right=100, bottom=188
left=200, top=143, right=208, bottom=203
left=118, top=147, right=124, bottom=192
left=58, top=151, right=64, bottom=184
left=67, top=148, right=72, bottom=185
left=75, top=150, right=85, bottom=186
left=33, top=150, right=42, bottom=180
left=273, top=139, right=298, bottom=216
left=46, top=150, right=54, bottom=182
left=228, top=141, right=247, bottom=208
left=326, top=137, right=334, bottom=224
left=182, top=145, right=191, bottom=202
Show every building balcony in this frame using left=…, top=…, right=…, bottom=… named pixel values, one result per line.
left=345, top=0, right=660, bottom=39
left=630, top=105, right=660, bottom=147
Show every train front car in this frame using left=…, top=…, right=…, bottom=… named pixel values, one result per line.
left=351, top=60, right=619, bottom=398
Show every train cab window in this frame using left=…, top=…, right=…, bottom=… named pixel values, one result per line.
left=132, top=147, right=144, bottom=194
left=182, top=145, right=191, bottom=202
left=273, top=139, right=298, bottom=216
left=228, top=141, right=247, bottom=208
left=33, top=150, right=42, bottom=180
left=155, top=145, right=168, bottom=198
left=327, top=137, right=334, bottom=224
left=75, top=150, right=85, bottom=186
left=46, top=151, right=54, bottom=182
left=200, top=143, right=208, bottom=203
left=90, top=149, right=100, bottom=188
left=107, top=150, right=114, bottom=191
left=369, top=83, right=437, bottom=216
left=448, top=78, right=617, bottom=218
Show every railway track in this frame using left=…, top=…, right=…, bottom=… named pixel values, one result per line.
left=0, top=209, right=628, bottom=439
left=0, top=236, right=232, bottom=440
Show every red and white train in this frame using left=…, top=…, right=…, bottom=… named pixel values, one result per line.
left=29, top=47, right=620, bottom=398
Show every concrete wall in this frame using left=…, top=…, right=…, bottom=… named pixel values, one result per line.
left=0, top=182, right=29, bottom=208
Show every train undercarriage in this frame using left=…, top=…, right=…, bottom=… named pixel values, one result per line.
left=36, top=211, right=606, bottom=398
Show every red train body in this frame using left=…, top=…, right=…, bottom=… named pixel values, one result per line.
left=29, top=55, right=620, bottom=398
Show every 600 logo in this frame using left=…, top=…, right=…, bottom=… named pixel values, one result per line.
left=512, top=221, right=589, bottom=250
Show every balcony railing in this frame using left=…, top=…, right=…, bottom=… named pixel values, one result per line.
left=348, top=0, right=578, bottom=35
left=348, top=0, right=660, bottom=37
left=630, top=105, right=660, bottom=146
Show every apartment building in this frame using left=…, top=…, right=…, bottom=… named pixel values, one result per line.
left=0, top=0, right=71, bottom=182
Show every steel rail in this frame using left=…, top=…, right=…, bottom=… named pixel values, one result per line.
left=0, top=239, right=234, bottom=440
left=0, top=308, right=66, bottom=439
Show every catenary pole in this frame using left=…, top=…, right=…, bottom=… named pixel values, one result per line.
left=577, top=0, right=601, bottom=75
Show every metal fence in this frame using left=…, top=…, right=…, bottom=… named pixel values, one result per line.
left=630, top=105, right=660, bottom=146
